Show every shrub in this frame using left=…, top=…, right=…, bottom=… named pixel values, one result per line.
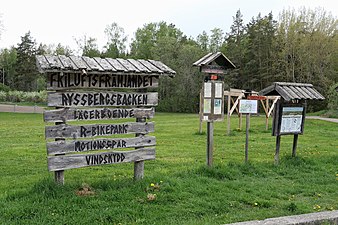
left=327, top=83, right=338, bottom=111
left=0, top=83, right=11, bottom=92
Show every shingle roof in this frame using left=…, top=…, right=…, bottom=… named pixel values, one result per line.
left=193, top=52, right=236, bottom=69
left=36, top=55, right=176, bottom=76
left=259, top=82, right=325, bottom=101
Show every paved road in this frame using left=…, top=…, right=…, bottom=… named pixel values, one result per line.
left=0, top=104, right=44, bottom=113
left=306, top=116, right=338, bottom=123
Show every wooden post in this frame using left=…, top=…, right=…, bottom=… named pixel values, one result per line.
left=245, top=113, right=250, bottom=163
left=265, top=99, right=269, bottom=130
left=238, top=113, right=242, bottom=131
left=274, top=135, right=281, bottom=165
left=54, top=119, right=65, bottom=185
left=227, top=94, right=231, bottom=135
left=292, top=134, right=298, bottom=157
left=199, top=91, right=203, bottom=134
left=207, top=121, right=214, bottom=167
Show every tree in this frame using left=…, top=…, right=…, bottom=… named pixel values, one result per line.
left=0, top=47, right=17, bottom=88
left=223, top=9, right=248, bottom=89
left=209, top=28, right=224, bottom=53
left=15, top=31, right=39, bottom=91
left=75, top=35, right=101, bottom=57
left=196, top=31, right=209, bottom=52
left=102, top=22, right=127, bottom=58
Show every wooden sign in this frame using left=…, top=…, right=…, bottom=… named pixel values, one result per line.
left=47, top=73, right=159, bottom=90
left=48, top=148, right=155, bottom=171
left=247, top=95, right=266, bottom=100
left=45, top=122, right=154, bottom=139
left=201, top=65, right=226, bottom=74
left=44, top=107, right=155, bottom=122
left=47, top=91, right=158, bottom=107
left=47, top=136, right=156, bottom=155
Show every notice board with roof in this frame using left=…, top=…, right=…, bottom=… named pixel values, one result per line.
left=259, top=82, right=324, bottom=164
left=36, top=55, right=175, bottom=184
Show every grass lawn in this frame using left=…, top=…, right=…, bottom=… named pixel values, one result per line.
left=0, top=112, right=337, bottom=224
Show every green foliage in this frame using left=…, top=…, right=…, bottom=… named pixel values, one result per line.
left=0, top=90, right=46, bottom=103
left=327, top=83, right=338, bottom=111
left=0, top=113, right=337, bottom=224
left=0, top=83, right=10, bottom=91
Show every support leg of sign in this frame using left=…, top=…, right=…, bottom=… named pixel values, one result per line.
left=245, top=113, right=250, bottom=163
left=227, top=95, right=231, bottom=135
left=274, top=135, right=281, bottom=165
left=292, top=134, right=298, bottom=157
left=54, top=121, right=65, bottom=185
left=207, top=121, right=214, bottom=167
left=134, top=117, right=145, bottom=180
left=239, top=113, right=242, bottom=130
left=265, top=99, right=269, bottom=130
left=199, top=92, right=203, bottom=134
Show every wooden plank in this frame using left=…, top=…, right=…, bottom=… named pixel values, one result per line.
left=116, top=58, right=140, bottom=73
left=45, top=55, right=64, bottom=69
left=58, top=55, right=78, bottom=70
left=149, top=60, right=176, bottom=75
left=207, top=121, right=213, bottom=167
left=105, top=58, right=127, bottom=72
left=93, top=57, right=117, bottom=72
left=138, top=59, right=163, bottom=73
left=248, top=95, right=266, bottom=100
left=127, top=59, right=151, bottom=73
left=45, top=122, right=155, bottom=139
left=48, top=148, right=156, bottom=171
left=44, top=107, right=155, bottom=122
left=35, top=55, right=50, bottom=71
left=82, top=56, right=104, bottom=71
left=47, top=136, right=156, bottom=155
left=46, top=73, right=159, bottom=90
left=300, top=86, right=315, bottom=99
left=47, top=91, right=158, bottom=107
left=201, top=65, right=226, bottom=74
left=69, top=55, right=90, bottom=70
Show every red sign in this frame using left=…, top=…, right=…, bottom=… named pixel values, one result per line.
left=247, top=95, right=266, bottom=100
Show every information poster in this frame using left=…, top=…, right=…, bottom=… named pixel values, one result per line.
left=239, top=100, right=258, bottom=114
left=280, top=107, right=303, bottom=133
left=203, top=99, right=211, bottom=113
left=204, top=83, right=212, bottom=98
left=215, top=83, right=223, bottom=98
left=214, top=99, right=222, bottom=114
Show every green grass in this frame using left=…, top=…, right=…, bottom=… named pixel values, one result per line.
left=0, top=112, right=337, bottom=224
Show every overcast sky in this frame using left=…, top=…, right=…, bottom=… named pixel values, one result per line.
left=0, top=0, right=337, bottom=52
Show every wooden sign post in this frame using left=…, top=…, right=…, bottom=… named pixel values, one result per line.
left=239, top=98, right=258, bottom=163
left=37, top=55, right=176, bottom=184
left=272, top=100, right=306, bottom=164
left=193, top=52, right=236, bottom=167
left=201, top=80, right=224, bottom=167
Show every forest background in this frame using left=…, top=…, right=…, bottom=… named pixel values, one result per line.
left=0, top=8, right=337, bottom=113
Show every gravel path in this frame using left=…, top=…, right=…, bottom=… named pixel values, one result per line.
left=306, top=116, right=338, bottom=123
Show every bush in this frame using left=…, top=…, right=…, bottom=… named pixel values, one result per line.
left=0, top=83, right=11, bottom=92
left=327, top=83, right=338, bottom=111
left=0, top=90, right=47, bottom=103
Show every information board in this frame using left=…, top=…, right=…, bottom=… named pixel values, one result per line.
left=239, top=100, right=258, bottom=114
left=201, top=81, right=224, bottom=121
left=280, top=107, right=304, bottom=134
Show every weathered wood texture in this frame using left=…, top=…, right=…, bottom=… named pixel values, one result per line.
left=46, top=73, right=159, bottom=90
left=206, top=122, right=214, bottom=167
left=36, top=55, right=176, bottom=76
left=47, top=136, right=156, bottom=155
left=48, top=148, right=156, bottom=171
left=45, top=122, right=155, bottom=139
left=47, top=91, right=158, bottom=107
left=259, top=82, right=325, bottom=101
left=44, top=107, right=155, bottom=122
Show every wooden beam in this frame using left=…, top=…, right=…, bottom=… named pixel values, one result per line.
left=47, top=91, right=158, bottom=107
left=48, top=148, right=156, bottom=171
left=44, top=107, right=155, bottom=122
left=45, top=122, right=154, bottom=139
left=47, top=136, right=156, bottom=155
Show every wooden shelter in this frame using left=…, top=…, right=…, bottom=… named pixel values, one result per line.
left=36, top=55, right=175, bottom=184
left=259, top=82, right=324, bottom=164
